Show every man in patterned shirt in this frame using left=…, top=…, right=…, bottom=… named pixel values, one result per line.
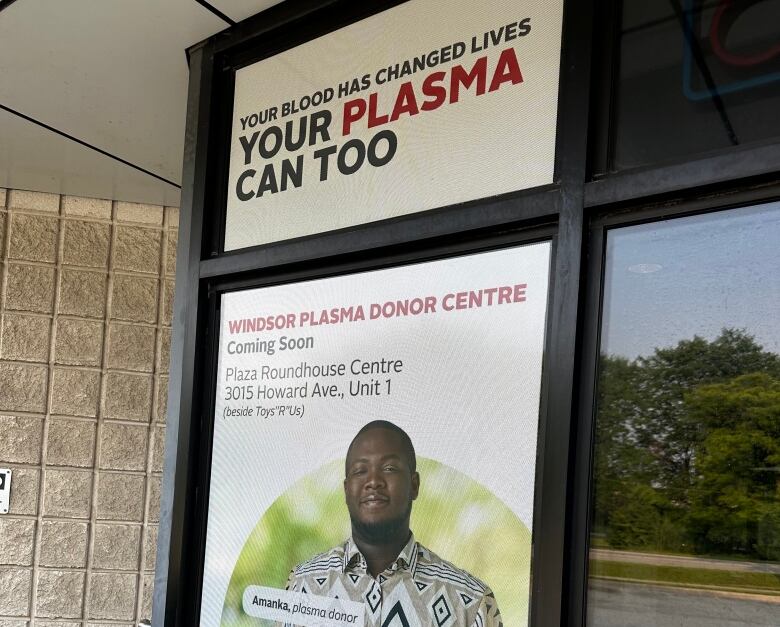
left=283, top=420, right=503, bottom=627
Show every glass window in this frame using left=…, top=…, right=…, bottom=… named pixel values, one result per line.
left=602, top=0, right=780, bottom=173
left=587, top=201, right=780, bottom=626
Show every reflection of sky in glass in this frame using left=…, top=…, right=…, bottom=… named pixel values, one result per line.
left=601, top=201, right=780, bottom=360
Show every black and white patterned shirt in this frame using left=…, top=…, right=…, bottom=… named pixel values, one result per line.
left=282, top=534, right=503, bottom=627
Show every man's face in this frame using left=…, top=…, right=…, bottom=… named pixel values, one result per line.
left=344, top=428, right=419, bottom=539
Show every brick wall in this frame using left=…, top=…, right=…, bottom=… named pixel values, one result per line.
left=0, top=189, right=177, bottom=626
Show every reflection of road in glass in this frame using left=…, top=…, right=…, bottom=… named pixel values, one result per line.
left=589, top=580, right=780, bottom=627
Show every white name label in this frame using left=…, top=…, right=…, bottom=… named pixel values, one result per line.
left=243, top=585, right=365, bottom=626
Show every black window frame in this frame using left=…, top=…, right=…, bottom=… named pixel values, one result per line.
left=153, top=1, right=780, bottom=626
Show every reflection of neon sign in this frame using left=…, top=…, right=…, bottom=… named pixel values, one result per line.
left=683, top=0, right=780, bottom=100
left=710, top=0, right=780, bottom=66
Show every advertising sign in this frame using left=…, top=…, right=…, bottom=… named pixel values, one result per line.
left=225, top=0, right=563, bottom=250
left=200, top=242, right=551, bottom=626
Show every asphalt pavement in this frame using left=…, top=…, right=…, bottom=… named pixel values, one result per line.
left=587, top=580, right=780, bottom=627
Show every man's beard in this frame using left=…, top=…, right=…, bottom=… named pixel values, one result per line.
left=350, top=502, right=412, bottom=544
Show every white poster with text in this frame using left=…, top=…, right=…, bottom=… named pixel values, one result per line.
left=226, top=0, right=563, bottom=249
left=201, top=243, right=551, bottom=626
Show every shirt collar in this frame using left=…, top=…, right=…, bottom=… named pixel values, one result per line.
left=343, top=538, right=365, bottom=572
left=343, top=533, right=419, bottom=576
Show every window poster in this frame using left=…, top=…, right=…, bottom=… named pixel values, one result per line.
left=200, top=242, right=551, bottom=626
left=225, top=0, right=563, bottom=249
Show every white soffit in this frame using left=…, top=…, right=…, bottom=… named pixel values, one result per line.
left=208, top=0, right=284, bottom=23
left=0, top=0, right=227, bottom=201
left=0, top=107, right=181, bottom=207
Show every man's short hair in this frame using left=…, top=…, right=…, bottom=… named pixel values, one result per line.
left=346, top=420, right=417, bottom=472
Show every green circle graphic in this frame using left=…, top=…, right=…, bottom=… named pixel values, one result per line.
left=221, top=457, right=531, bottom=626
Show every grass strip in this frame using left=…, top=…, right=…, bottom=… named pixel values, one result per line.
left=590, top=560, right=780, bottom=594
left=590, top=560, right=780, bottom=595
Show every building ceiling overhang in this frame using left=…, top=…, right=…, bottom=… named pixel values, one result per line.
left=0, top=0, right=283, bottom=207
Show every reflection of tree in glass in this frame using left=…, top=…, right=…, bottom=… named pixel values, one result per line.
left=593, top=328, right=780, bottom=560
left=222, top=458, right=530, bottom=627
left=687, top=374, right=780, bottom=560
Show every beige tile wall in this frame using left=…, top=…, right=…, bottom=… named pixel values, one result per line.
left=0, top=189, right=178, bottom=627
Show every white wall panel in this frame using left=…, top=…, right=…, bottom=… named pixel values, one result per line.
left=0, top=0, right=225, bottom=186
left=207, top=0, right=284, bottom=23
left=0, top=109, right=180, bottom=206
